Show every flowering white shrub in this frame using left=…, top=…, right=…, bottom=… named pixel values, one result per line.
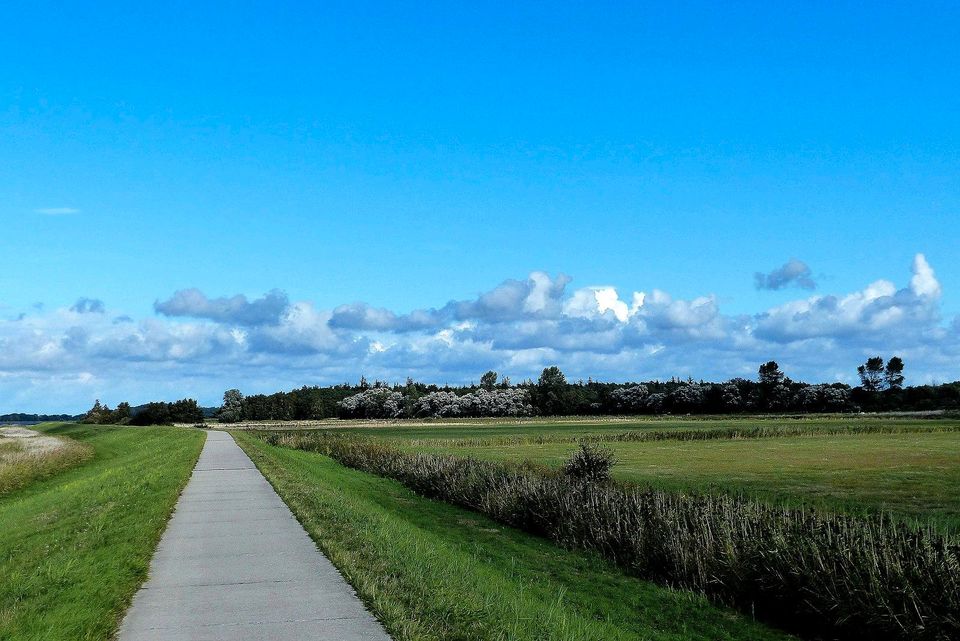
left=720, top=382, right=743, bottom=410
left=644, top=393, right=667, bottom=413
left=792, top=384, right=851, bottom=412
left=670, top=383, right=705, bottom=410
left=413, top=391, right=464, bottom=417
left=338, top=387, right=404, bottom=419
left=414, top=388, right=534, bottom=418
left=821, top=386, right=852, bottom=411
left=609, top=384, right=649, bottom=412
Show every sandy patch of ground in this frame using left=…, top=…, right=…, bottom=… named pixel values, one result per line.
left=0, top=427, right=70, bottom=457
left=1, top=427, right=92, bottom=494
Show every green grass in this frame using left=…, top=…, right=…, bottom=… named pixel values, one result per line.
left=235, top=431, right=792, bottom=641
left=0, top=423, right=205, bottom=641
left=414, top=430, right=960, bottom=532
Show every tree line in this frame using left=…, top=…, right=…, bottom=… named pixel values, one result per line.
left=0, top=412, right=79, bottom=422
left=214, top=356, right=960, bottom=422
left=81, top=398, right=205, bottom=425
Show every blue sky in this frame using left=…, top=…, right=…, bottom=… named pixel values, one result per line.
left=1, top=2, right=959, bottom=411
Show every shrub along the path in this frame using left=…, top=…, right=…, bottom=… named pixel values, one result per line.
left=260, top=431, right=960, bottom=641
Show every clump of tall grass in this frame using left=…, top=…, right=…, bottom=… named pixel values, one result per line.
left=261, top=430, right=960, bottom=641
left=0, top=436, right=93, bottom=495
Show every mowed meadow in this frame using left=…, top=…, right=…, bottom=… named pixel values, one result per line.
left=251, top=414, right=960, bottom=640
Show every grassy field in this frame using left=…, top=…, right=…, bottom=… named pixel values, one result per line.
left=236, top=432, right=793, bottom=641
left=415, top=430, right=960, bottom=531
left=0, top=423, right=204, bottom=641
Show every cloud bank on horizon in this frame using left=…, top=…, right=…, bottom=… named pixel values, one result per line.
left=2, top=254, right=958, bottom=412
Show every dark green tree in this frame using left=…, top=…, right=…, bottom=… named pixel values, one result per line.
left=758, top=361, right=785, bottom=386
left=170, top=398, right=204, bottom=423
left=884, top=356, right=905, bottom=390
left=219, top=389, right=244, bottom=423
left=111, top=401, right=132, bottom=424
left=480, top=370, right=498, bottom=391
left=129, top=402, right=172, bottom=426
left=858, top=357, right=886, bottom=392
left=82, top=399, right=105, bottom=424
left=535, top=366, right=570, bottom=415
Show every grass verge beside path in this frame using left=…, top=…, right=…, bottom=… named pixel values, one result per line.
left=0, top=424, right=205, bottom=641
left=235, top=431, right=792, bottom=641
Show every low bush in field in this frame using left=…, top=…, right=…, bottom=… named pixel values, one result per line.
left=561, top=442, right=615, bottom=483
left=260, top=431, right=960, bottom=641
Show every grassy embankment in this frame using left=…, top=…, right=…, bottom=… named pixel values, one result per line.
left=347, top=417, right=960, bottom=532
left=235, top=431, right=791, bottom=641
left=0, top=423, right=205, bottom=641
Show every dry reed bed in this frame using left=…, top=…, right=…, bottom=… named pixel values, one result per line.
left=260, top=431, right=960, bottom=641
left=0, top=429, right=93, bottom=495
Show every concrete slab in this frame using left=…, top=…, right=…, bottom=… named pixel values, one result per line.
left=119, top=580, right=376, bottom=631
left=118, top=430, right=392, bottom=641
left=120, top=618, right=390, bottom=641
left=152, top=531, right=308, bottom=559
left=169, top=504, right=290, bottom=522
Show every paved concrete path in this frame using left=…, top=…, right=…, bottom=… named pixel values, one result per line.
left=118, top=430, right=392, bottom=641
